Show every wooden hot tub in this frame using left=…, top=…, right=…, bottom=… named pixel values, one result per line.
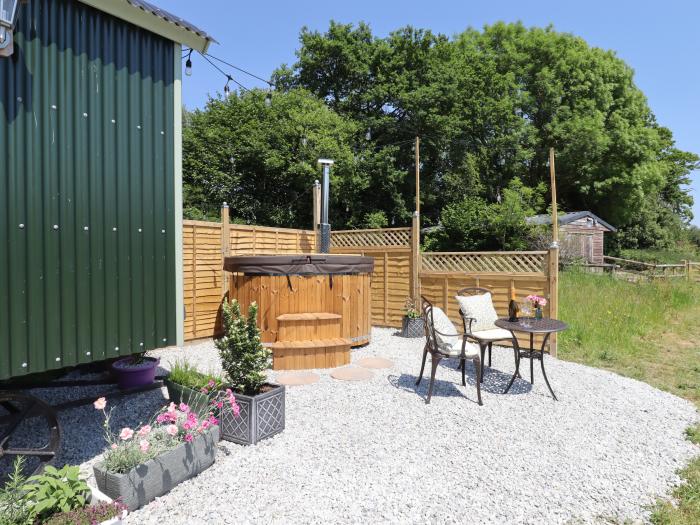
left=224, top=255, right=374, bottom=370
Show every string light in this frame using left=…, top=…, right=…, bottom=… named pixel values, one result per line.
left=365, top=128, right=372, bottom=141
left=185, top=50, right=193, bottom=76
left=265, top=91, right=272, bottom=107
left=224, top=75, right=233, bottom=97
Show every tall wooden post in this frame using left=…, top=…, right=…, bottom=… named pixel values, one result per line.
left=548, top=147, right=560, bottom=356
left=221, top=202, right=230, bottom=298
left=312, top=180, right=321, bottom=253
left=411, top=211, right=421, bottom=302
left=415, top=136, right=420, bottom=215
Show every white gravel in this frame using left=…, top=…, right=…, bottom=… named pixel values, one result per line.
left=10, top=328, right=698, bottom=524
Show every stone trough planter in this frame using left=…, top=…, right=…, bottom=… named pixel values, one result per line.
left=93, top=426, right=219, bottom=511
left=220, top=383, right=285, bottom=445
left=400, top=316, right=424, bottom=338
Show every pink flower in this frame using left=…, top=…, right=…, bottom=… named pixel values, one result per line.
left=208, top=415, right=218, bottom=426
left=231, top=404, right=240, bottom=418
left=200, top=387, right=209, bottom=394
left=166, top=424, right=178, bottom=436
left=225, top=388, right=233, bottom=396
left=183, top=421, right=194, bottom=431
left=216, top=401, right=223, bottom=409
left=167, top=402, right=177, bottom=413
left=110, top=443, right=118, bottom=450
left=138, top=425, right=152, bottom=437
left=201, top=420, right=210, bottom=430
left=119, top=428, right=134, bottom=441
left=184, top=433, right=194, bottom=443
left=93, top=397, right=107, bottom=410
left=179, top=403, right=190, bottom=413
left=139, top=440, right=150, bottom=452
left=208, top=379, right=216, bottom=388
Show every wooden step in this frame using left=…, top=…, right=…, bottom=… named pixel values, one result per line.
left=270, top=338, right=351, bottom=370
left=276, top=312, right=341, bottom=321
left=277, top=312, right=342, bottom=341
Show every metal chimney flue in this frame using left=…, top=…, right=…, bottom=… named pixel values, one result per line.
left=317, top=159, right=334, bottom=253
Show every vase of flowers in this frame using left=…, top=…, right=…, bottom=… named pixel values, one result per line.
left=400, top=297, right=424, bottom=338
left=526, top=295, right=547, bottom=320
left=215, top=299, right=285, bottom=445
left=92, top=392, right=237, bottom=511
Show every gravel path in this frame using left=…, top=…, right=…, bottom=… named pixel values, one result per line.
left=9, top=328, right=698, bottom=524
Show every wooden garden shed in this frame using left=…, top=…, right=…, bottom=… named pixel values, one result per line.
left=0, top=0, right=214, bottom=380
left=527, top=211, right=616, bottom=265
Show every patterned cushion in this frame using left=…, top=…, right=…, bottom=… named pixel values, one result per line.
left=455, top=293, right=498, bottom=333
left=429, top=306, right=459, bottom=350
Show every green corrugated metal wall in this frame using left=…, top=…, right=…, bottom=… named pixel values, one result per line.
left=0, top=0, right=177, bottom=380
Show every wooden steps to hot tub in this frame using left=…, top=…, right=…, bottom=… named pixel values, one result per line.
left=271, top=312, right=351, bottom=370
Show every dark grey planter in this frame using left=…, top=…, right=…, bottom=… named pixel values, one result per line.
left=93, top=426, right=219, bottom=511
left=401, top=316, right=424, bottom=338
left=164, top=378, right=210, bottom=417
left=220, top=383, right=285, bottom=445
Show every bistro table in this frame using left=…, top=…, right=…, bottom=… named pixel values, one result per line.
left=494, top=317, right=568, bottom=400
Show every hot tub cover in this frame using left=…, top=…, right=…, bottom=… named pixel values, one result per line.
left=224, top=255, right=374, bottom=276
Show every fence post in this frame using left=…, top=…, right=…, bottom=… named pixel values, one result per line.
left=684, top=260, right=690, bottom=281
left=313, top=180, right=321, bottom=253
left=221, top=203, right=230, bottom=298
left=548, top=246, right=559, bottom=357
left=411, top=211, right=421, bottom=302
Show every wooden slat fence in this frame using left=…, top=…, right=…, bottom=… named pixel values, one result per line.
left=229, top=224, right=316, bottom=255
left=687, top=261, right=700, bottom=283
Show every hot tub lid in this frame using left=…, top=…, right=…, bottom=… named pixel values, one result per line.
left=224, top=254, right=374, bottom=275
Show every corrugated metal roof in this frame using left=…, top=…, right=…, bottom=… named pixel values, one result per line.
left=527, top=211, right=616, bottom=232
left=126, top=0, right=216, bottom=43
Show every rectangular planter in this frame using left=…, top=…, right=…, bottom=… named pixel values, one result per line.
left=164, top=378, right=211, bottom=417
left=93, top=426, right=219, bottom=511
left=220, top=383, right=285, bottom=445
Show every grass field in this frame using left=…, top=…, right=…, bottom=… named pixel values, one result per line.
left=559, top=270, right=700, bottom=524
left=619, top=247, right=700, bottom=265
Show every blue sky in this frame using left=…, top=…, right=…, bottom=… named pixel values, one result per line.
left=161, top=0, right=700, bottom=226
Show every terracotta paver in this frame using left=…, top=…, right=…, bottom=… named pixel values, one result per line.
left=356, top=357, right=394, bottom=369
left=330, top=366, right=374, bottom=381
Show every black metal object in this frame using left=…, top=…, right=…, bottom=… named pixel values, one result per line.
left=0, top=393, right=60, bottom=475
left=495, top=318, right=568, bottom=400
left=416, top=296, right=482, bottom=405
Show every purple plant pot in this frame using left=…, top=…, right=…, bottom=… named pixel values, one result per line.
left=111, top=357, right=160, bottom=389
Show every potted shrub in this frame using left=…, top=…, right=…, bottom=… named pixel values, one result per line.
left=400, top=297, right=424, bottom=338
left=92, top=393, right=236, bottom=511
left=164, top=360, right=224, bottom=417
left=111, top=353, right=160, bottom=389
left=215, top=299, right=285, bottom=445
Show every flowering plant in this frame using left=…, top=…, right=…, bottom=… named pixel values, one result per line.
left=95, top=391, right=239, bottom=474
left=525, top=294, right=547, bottom=307
left=404, top=297, right=420, bottom=319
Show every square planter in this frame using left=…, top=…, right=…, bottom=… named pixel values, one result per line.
left=401, top=316, right=424, bottom=338
left=220, top=383, right=285, bottom=445
left=93, top=426, right=219, bottom=511
left=164, top=378, right=211, bottom=418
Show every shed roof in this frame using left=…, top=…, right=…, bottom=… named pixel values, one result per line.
left=527, top=211, right=616, bottom=232
left=79, top=0, right=216, bottom=52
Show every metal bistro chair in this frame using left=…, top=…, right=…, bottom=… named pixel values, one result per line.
left=456, top=287, right=514, bottom=383
left=415, top=296, right=482, bottom=405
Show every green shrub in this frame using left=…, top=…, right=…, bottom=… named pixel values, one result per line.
left=168, top=360, right=224, bottom=391
left=0, top=456, right=32, bottom=525
left=23, top=465, right=90, bottom=523
left=216, top=299, right=271, bottom=395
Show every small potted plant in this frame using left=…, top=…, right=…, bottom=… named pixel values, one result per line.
left=215, top=299, right=285, bottom=445
left=164, top=360, right=224, bottom=417
left=92, top=393, right=235, bottom=511
left=400, top=297, right=424, bottom=338
left=111, top=352, right=160, bottom=389
left=525, top=294, right=548, bottom=320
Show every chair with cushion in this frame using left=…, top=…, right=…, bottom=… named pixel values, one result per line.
left=416, top=296, right=482, bottom=405
left=455, top=287, right=514, bottom=382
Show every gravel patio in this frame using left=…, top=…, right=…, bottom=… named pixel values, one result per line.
left=20, top=327, right=700, bottom=524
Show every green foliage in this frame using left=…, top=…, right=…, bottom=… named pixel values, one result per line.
left=363, top=210, right=388, bottom=229
left=619, top=247, right=700, bottom=265
left=0, top=457, right=31, bottom=525
left=43, top=501, right=126, bottom=525
left=168, top=360, right=224, bottom=391
left=216, top=299, right=271, bottom=395
left=271, top=21, right=698, bottom=250
left=22, top=465, right=90, bottom=523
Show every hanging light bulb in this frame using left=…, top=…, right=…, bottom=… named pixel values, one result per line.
left=224, top=75, right=232, bottom=98
left=301, top=136, right=308, bottom=147
left=264, top=91, right=272, bottom=107
left=365, top=128, right=371, bottom=141
left=185, top=50, right=193, bottom=76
